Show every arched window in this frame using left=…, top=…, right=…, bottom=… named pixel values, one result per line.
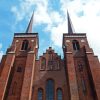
left=21, top=40, right=29, bottom=50
left=38, top=88, right=43, bottom=100
left=46, top=79, right=54, bottom=100
left=72, top=40, right=80, bottom=50
left=40, top=57, right=46, bottom=70
left=57, top=88, right=63, bottom=100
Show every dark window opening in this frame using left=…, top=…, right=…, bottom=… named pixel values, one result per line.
left=21, top=40, right=29, bottom=50
left=72, top=40, right=80, bottom=50
left=46, top=79, right=54, bottom=100
left=78, top=64, right=83, bottom=72
left=57, top=88, right=63, bottom=100
left=81, top=78, right=86, bottom=95
left=48, top=51, right=53, bottom=60
left=17, top=67, right=22, bottom=72
left=40, top=57, right=46, bottom=70
left=38, top=88, right=43, bottom=100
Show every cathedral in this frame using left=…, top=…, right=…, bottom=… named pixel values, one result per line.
left=0, top=11, right=100, bottom=100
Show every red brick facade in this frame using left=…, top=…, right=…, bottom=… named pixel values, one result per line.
left=0, top=32, right=100, bottom=100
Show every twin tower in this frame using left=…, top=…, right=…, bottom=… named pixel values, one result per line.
left=0, top=12, right=100, bottom=100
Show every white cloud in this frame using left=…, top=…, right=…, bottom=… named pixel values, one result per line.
left=50, top=21, right=67, bottom=47
left=0, top=51, right=3, bottom=61
left=11, top=0, right=49, bottom=23
left=11, top=0, right=100, bottom=60
left=0, top=44, right=3, bottom=61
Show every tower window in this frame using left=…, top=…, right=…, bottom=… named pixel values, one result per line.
left=72, top=40, right=80, bottom=50
left=21, top=40, right=29, bottom=50
left=38, top=88, right=43, bottom=100
left=57, top=88, right=63, bottom=100
left=46, top=79, right=54, bottom=100
left=17, top=67, right=22, bottom=72
left=78, top=64, right=83, bottom=72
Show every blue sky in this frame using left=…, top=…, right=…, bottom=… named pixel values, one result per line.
left=0, top=0, right=100, bottom=60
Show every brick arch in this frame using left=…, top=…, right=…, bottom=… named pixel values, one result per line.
left=56, top=88, right=63, bottom=100
left=46, top=78, right=55, bottom=83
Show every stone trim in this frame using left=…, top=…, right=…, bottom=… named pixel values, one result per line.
left=66, top=52, right=72, bottom=54
left=14, top=35, right=37, bottom=38
left=8, top=51, right=15, bottom=54
left=86, top=52, right=93, bottom=54
left=64, top=35, right=86, bottom=38
left=28, top=51, right=34, bottom=54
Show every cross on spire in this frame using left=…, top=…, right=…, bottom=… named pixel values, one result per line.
left=26, top=11, right=34, bottom=33
left=67, top=11, right=75, bottom=34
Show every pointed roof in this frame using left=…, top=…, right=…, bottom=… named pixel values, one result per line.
left=67, top=11, right=75, bottom=34
left=26, top=12, right=34, bottom=33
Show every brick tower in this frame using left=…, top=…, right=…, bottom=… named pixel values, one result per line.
left=0, top=11, right=100, bottom=100
left=0, top=12, right=39, bottom=100
left=63, top=11, right=100, bottom=100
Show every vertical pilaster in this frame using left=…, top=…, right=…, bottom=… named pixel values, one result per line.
left=86, top=53, right=100, bottom=99
left=0, top=52, right=15, bottom=100
left=66, top=53, right=79, bottom=100
left=20, top=51, right=35, bottom=100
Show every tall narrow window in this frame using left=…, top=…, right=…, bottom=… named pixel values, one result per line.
left=21, top=40, right=29, bottom=50
left=57, top=88, right=63, bottom=100
left=48, top=61, right=53, bottom=70
left=40, top=57, right=46, bottom=70
left=78, top=64, right=83, bottom=72
left=46, top=79, right=54, bottom=100
left=38, top=88, right=43, bottom=100
left=72, top=40, right=80, bottom=50
left=48, top=51, right=53, bottom=60
left=81, top=78, right=86, bottom=95
left=12, top=82, right=17, bottom=95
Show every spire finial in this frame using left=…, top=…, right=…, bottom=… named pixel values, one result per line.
left=67, top=10, right=75, bottom=34
left=26, top=11, right=34, bottom=33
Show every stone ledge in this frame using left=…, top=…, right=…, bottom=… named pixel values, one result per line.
left=7, top=51, right=15, bottom=54
left=66, top=52, right=72, bottom=54
left=28, top=51, right=34, bottom=54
